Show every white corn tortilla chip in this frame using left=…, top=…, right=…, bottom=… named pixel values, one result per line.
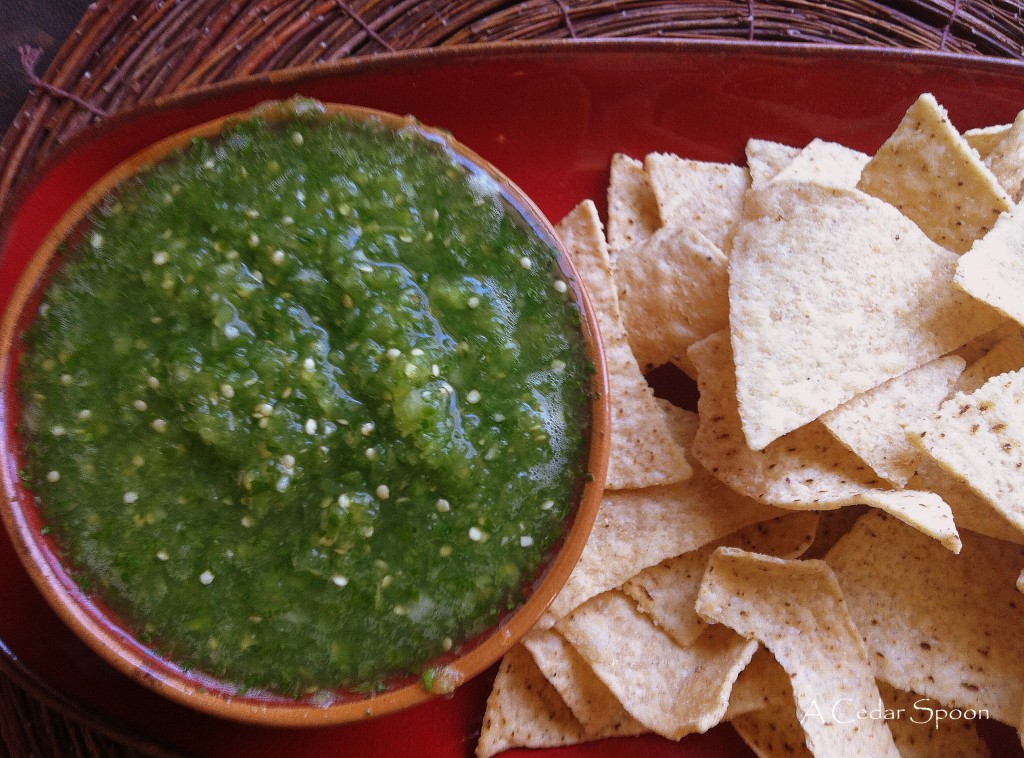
left=615, top=224, right=729, bottom=375
left=956, top=202, right=1024, bottom=330
left=556, top=200, right=691, bottom=489
left=644, top=153, right=749, bottom=250
left=746, top=138, right=801, bottom=190
left=768, top=138, right=870, bottom=189
left=964, top=123, right=1012, bottom=159
left=475, top=645, right=646, bottom=758
left=880, top=683, right=992, bottom=758
left=539, top=405, right=782, bottom=627
left=689, top=331, right=961, bottom=552
left=826, top=511, right=1024, bottom=724
left=858, top=93, right=1012, bottom=253
left=730, top=180, right=1003, bottom=451
left=621, top=512, right=818, bottom=647
left=913, top=369, right=1024, bottom=533
left=556, top=589, right=757, bottom=740
left=696, top=548, right=901, bottom=757
left=606, top=153, right=661, bottom=255
left=984, top=110, right=1024, bottom=201
left=953, top=330, right=1024, bottom=395
left=520, top=628, right=640, bottom=737
left=820, top=355, right=966, bottom=487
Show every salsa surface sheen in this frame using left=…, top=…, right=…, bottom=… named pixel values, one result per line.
left=18, top=105, right=591, bottom=695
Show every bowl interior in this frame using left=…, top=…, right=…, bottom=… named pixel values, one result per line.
left=0, top=100, right=610, bottom=725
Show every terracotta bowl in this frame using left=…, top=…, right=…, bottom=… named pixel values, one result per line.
left=0, top=100, right=610, bottom=726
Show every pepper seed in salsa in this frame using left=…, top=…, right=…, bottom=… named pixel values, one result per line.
left=19, top=103, right=592, bottom=696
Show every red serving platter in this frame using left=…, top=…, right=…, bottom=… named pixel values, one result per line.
left=2, top=39, right=1024, bottom=756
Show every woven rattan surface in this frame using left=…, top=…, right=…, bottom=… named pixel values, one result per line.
left=2, top=1, right=1024, bottom=756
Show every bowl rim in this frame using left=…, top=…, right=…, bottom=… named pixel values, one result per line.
left=0, top=98, right=610, bottom=726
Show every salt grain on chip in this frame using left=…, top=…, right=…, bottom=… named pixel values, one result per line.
left=696, top=547, right=901, bottom=758
left=826, top=511, right=1024, bottom=724
left=729, top=180, right=1003, bottom=450
left=556, top=200, right=691, bottom=489
left=857, top=93, right=1012, bottom=254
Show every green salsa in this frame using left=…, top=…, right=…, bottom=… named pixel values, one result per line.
left=19, top=103, right=591, bottom=696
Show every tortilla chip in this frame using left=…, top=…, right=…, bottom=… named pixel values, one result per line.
left=556, top=200, right=691, bottom=489
left=520, top=628, right=641, bottom=737
left=880, top=683, right=992, bottom=758
left=556, top=589, right=757, bottom=740
left=696, top=547, right=901, bottom=757
left=644, top=153, right=749, bottom=250
left=953, top=319, right=1021, bottom=364
left=913, top=369, right=1024, bottom=533
left=746, top=138, right=801, bottom=190
left=826, top=511, right=1024, bottom=724
left=857, top=93, right=1012, bottom=254
left=820, top=355, right=966, bottom=487
left=964, top=123, right=1012, bottom=159
left=733, top=704, right=812, bottom=758
left=984, top=110, right=1024, bottom=201
left=539, top=405, right=782, bottom=626
left=606, top=153, right=661, bottom=255
left=615, top=224, right=729, bottom=375
left=953, top=330, right=1024, bottom=395
left=689, top=331, right=961, bottom=552
left=768, top=138, right=870, bottom=189
left=730, top=180, right=1003, bottom=450
left=802, top=505, right=872, bottom=559
left=475, top=645, right=587, bottom=758
left=621, top=512, right=818, bottom=647
left=956, top=202, right=1024, bottom=331
left=726, top=647, right=795, bottom=720
left=908, top=453, right=1024, bottom=545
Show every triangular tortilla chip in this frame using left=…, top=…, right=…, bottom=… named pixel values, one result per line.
left=606, top=153, right=660, bottom=256
left=730, top=181, right=1003, bottom=450
left=621, top=512, right=818, bottom=647
left=826, top=511, right=1024, bottom=724
left=768, top=138, right=870, bottom=189
left=538, top=405, right=782, bottom=626
left=615, top=224, right=729, bottom=375
left=913, top=369, right=1024, bottom=533
left=956, top=201, right=1024, bottom=330
left=984, top=109, right=1024, bottom=202
left=964, top=123, right=1012, bottom=159
left=953, top=329, right=1024, bottom=395
left=475, top=645, right=588, bottom=758
left=857, top=93, right=1012, bottom=253
left=556, top=200, right=691, bottom=489
left=696, top=548, right=901, bottom=757
left=820, top=355, right=965, bottom=487
left=644, top=153, right=749, bottom=250
left=556, top=589, right=757, bottom=740
left=746, top=138, right=801, bottom=190
left=689, top=331, right=961, bottom=552
left=520, top=629, right=640, bottom=737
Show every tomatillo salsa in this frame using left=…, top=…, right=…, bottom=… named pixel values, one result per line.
left=19, top=103, right=591, bottom=696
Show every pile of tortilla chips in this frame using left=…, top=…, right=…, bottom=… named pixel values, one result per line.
left=475, top=93, right=1024, bottom=758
